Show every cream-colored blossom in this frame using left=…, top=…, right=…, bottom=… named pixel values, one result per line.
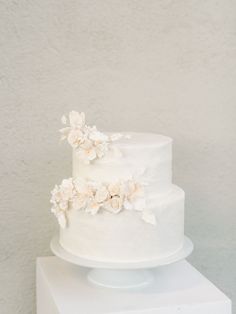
left=51, top=203, right=60, bottom=215
left=104, top=195, right=123, bottom=214
left=58, top=200, right=69, bottom=211
left=95, top=185, right=109, bottom=203
left=60, top=178, right=74, bottom=200
left=94, top=141, right=109, bottom=159
left=123, top=180, right=145, bottom=211
left=126, top=180, right=143, bottom=200
left=86, top=198, right=101, bottom=215
left=50, top=179, right=74, bottom=228
left=72, top=195, right=87, bottom=210
left=77, top=139, right=97, bottom=163
left=57, top=211, right=67, bottom=228
left=50, top=185, right=61, bottom=204
left=108, top=182, right=122, bottom=196
left=59, top=111, right=126, bottom=163
left=59, top=111, right=86, bottom=147
left=89, top=127, right=109, bottom=142
left=69, top=111, right=85, bottom=128
left=67, top=129, right=85, bottom=148
left=74, top=178, right=86, bottom=192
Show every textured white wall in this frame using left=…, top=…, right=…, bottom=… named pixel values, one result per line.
left=0, top=1, right=235, bottom=313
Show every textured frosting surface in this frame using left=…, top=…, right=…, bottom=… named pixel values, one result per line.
left=60, top=185, right=185, bottom=262
left=60, top=132, right=185, bottom=262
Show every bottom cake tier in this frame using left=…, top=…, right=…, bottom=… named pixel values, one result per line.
left=59, top=185, right=185, bottom=263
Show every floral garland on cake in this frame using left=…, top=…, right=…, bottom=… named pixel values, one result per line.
left=60, top=111, right=123, bottom=164
left=50, top=177, right=156, bottom=228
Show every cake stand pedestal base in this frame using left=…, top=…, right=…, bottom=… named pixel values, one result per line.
left=87, top=268, right=153, bottom=288
left=36, top=256, right=231, bottom=314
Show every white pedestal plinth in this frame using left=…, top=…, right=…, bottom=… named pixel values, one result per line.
left=36, top=256, right=231, bottom=314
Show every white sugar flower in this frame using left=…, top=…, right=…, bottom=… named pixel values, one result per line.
left=127, top=180, right=143, bottom=199
left=123, top=180, right=145, bottom=211
left=104, top=195, right=123, bottom=214
left=72, top=194, right=87, bottom=210
left=74, top=178, right=89, bottom=194
left=50, top=185, right=61, bottom=204
left=59, top=111, right=128, bottom=162
left=107, top=182, right=122, bottom=197
left=73, top=178, right=93, bottom=209
left=60, top=178, right=74, bottom=200
left=61, top=115, right=67, bottom=125
left=89, top=127, right=109, bottom=142
left=109, top=133, right=123, bottom=141
left=87, top=127, right=110, bottom=159
left=67, top=128, right=85, bottom=148
left=51, top=201, right=60, bottom=215
left=69, top=111, right=85, bottom=128
left=85, top=184, right=109, bottom=215
left=60, top=111, right=86, bottom=146
left=57, top=211, right=67, bottom=228
left=94, top=141, right=109, bottom=159
left=50, top=179, right=74, bottom=228
left=58, top=200, right=69, bottom=211
left=86, top=198, right=101, bottom=215
left=95, top=185, right=109, bottom=203
left=76, top=139, right=97, bottom=164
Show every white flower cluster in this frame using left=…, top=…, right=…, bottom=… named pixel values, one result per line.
left=60, top=111, right=122, bottom=163
left=50, top=178, right=156, bottom=228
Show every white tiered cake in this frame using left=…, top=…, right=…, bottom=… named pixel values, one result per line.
left=50, top=112, right=185, bottom=263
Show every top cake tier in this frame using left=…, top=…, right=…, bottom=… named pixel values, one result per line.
left=73, top=132, right=172, bottom=196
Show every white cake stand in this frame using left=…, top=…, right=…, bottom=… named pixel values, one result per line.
left=50, top=235, right=193, bottom=289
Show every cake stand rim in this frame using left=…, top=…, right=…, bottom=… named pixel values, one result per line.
left=50, top=235, right=194, bottom=270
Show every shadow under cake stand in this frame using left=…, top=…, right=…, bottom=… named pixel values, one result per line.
left=51, top=235, right=193, bottom=289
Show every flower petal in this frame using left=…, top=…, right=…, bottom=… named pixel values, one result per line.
left=57, top=212, right=67, bottom=228
left=142, top=211, right=156, bottom=225
left=87, top=147, right=97, bottom=161
left=110, top=133, right=123, bottom=141
left=59, top=127, right=71, bottom=140
left=61, top=115, right=67, bottom=125
left=95, top=185, right=109, bottom=203
left=89, top=129, right=108, bottom=142
left=69, top=111, right=85, bottom=128
left=86, top=201, right=100, bottom=215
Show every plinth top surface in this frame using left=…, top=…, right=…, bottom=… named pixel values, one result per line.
left=37, top=256, right=231, bottom=314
